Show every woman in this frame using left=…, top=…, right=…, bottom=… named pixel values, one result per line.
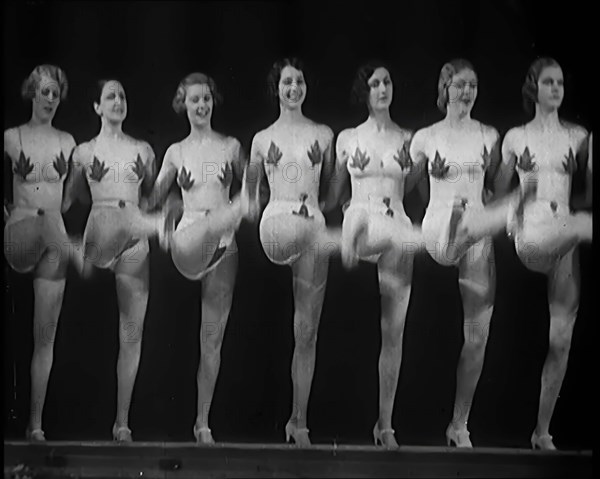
left=145, top=72, right=250, bottom=444
left=247, top=58, right=340, bottom=447
left=325, top=61, right=423, bottom=448
left=495, top=57, right=591, bottom=450
left=68, top=79, right=166, bottom=442
left=408, top=59, right=509, bottom=448
left=3, top=64, right=84, bottom=441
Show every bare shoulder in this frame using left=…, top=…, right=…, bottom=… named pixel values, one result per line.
left=311, top=121, right=334, bottom=142
left=3, top=127, right=18, bottom=151
left=476, top=121, right=500, bottom=143
left=392, top=124, right=414, bottom=142
left=562, top=120, right=588, bottom=143
left=503, top=124, right=525, bottom=145
left=55, top=127, right=75, bottom=146
left=73, top=140, right=94, bottom=165
left=336, top=127, right=355, bottom=148
left=251, top=127, right=271, bottom=150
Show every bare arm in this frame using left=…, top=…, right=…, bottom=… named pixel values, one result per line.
left=406, top=129, right=429, bottom=201
left=4, top=130, right=14, bottom=220
left=60, top=134, right=79, bottom=213
left=494, top=129, right=518, bottom=198
left=140, top=142, right=158, bottom=198
left=321, top=130, right=350, bottom=213
left=483, top=129, right=501, bottom=203
left=145, top=146, right=177, bottom=211
left=247, top=134, right=266, bottom=220
left=63, top=143, right=92, bottom=210
left=318, top=129, right=338, bottom=213
left=586, top=132, right=592, bottom=207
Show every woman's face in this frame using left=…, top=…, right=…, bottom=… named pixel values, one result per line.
left=367, top=67, right=393, bottom=112
left=446, top=68, right=478, bottom=117
left=536, top=65, right=564, bottom=111
left=278, top=65, right=306, bottom=109
left=32, top=73, right=61, bottom=123
left=95, top=80, right=127, bottom=123
left=184, top=83, right=214, bottom=128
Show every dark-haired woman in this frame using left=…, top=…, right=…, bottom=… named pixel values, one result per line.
left=326, top=61, right=423, bottom=448
left=496, top=58, right=591, bottom=450
left=247, top=58, right=340, bottom=447
left=145, top=72, right=250, bottom=445
left=69, top=79, right=165, bottom=442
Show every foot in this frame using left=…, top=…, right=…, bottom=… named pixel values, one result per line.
left=531, top=430, right=556, bottom=450
left=112, top=424, right=132, bottom=443
left=446, top=423, right=472, bottom=448
left=285, top=421, right=311, bottom=447
left=373, top=422, right=398, bottom=448
left=26, top=427, right=45, bottom=442
left=193, top=424, right=216, bottom=445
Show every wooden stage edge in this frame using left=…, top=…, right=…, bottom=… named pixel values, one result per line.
left=4, top=440, right=593, bottom=478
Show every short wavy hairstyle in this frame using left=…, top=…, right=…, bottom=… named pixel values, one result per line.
left=94, top=79, right=125, bottom=103
left=172, top=72, right=223, bottom=114
left=266, top=57, right=306, bottom=102
left=21, top=64, right=68, bottom=102
left=522, top=57, right=561, bottom=116
left=436, top=58, right=476, bottom=113
left=350, top=59, right=393, bottom=107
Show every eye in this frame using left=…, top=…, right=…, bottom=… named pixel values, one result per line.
left=107, top=93, right=115, bottom=100
left=383, top=79, right=391, bottom=86
left=119, top=93, right=126, bottom=100
left=557, top=79, right=564, bottom=86
left=370, top=80, right=380, bottom=89
left=190, top=96, right=199, bottom=103
left=203, top=95, right=212, bottom=102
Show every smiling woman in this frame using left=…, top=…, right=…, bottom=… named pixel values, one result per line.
left=65, top=78, right=169, bottom=442
left=144, top=71, right=251, bottom=445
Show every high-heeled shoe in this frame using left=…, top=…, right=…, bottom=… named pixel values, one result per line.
left=285, top=421, right=311, bottom=447
left=112, top=424, right=132, bottom=443
left=193, top=424, right=215, bottom=445
left=26, top=427, right=45, bottom=442
left=373, top=423, right=398, bottom=448
left=446, top=423, right=472, bottom=448
left=531, top=431, right=556, bottom=450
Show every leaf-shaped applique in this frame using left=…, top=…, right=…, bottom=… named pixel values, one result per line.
left=348, top=147, right=371, bottom=171
left=307, top=140, right=323, bottom=167
left=89, top=156, right=110, bottom=182
left=292, top=192, right=313, bottom=219
left=562, top=147, right=577, bottom=174
left=265, top=141, right=283, bottom=166
left=13, top=151, right=34, bottom=180
left=481, top=145, right=492, bottom=170
left=218, top=162, right=233, bottom=188
left=393, top=142, right=412, bottom=171
left=132, top=154, right=146, bottom=181
left=53, top=151, right=67, bottom=179
left=383, top=197, right=394, bottom=218
left=430, top=151, right=450, bottom=179
left=516, top=146, right=536, bottom=172
left=177, top=166, right=195, bottom=191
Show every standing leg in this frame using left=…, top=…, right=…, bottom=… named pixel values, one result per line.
left=532, top=248, right=580, bottom=450
left=448, top=237, right=495, bottom=447
left=285, top=249, right=329, bottom=446
left=28, top=250, right=68, bottom=441
left=112, top=250, right=150, bottom=442
left=374, top=249, right=414, bottom=448
left=194, top=251, right=238, bottom=444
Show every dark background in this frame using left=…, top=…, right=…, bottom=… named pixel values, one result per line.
left=3, top=0, right=594, bottom=448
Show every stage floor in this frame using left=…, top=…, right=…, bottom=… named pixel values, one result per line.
left=4, top=440, right=592, bottom=478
